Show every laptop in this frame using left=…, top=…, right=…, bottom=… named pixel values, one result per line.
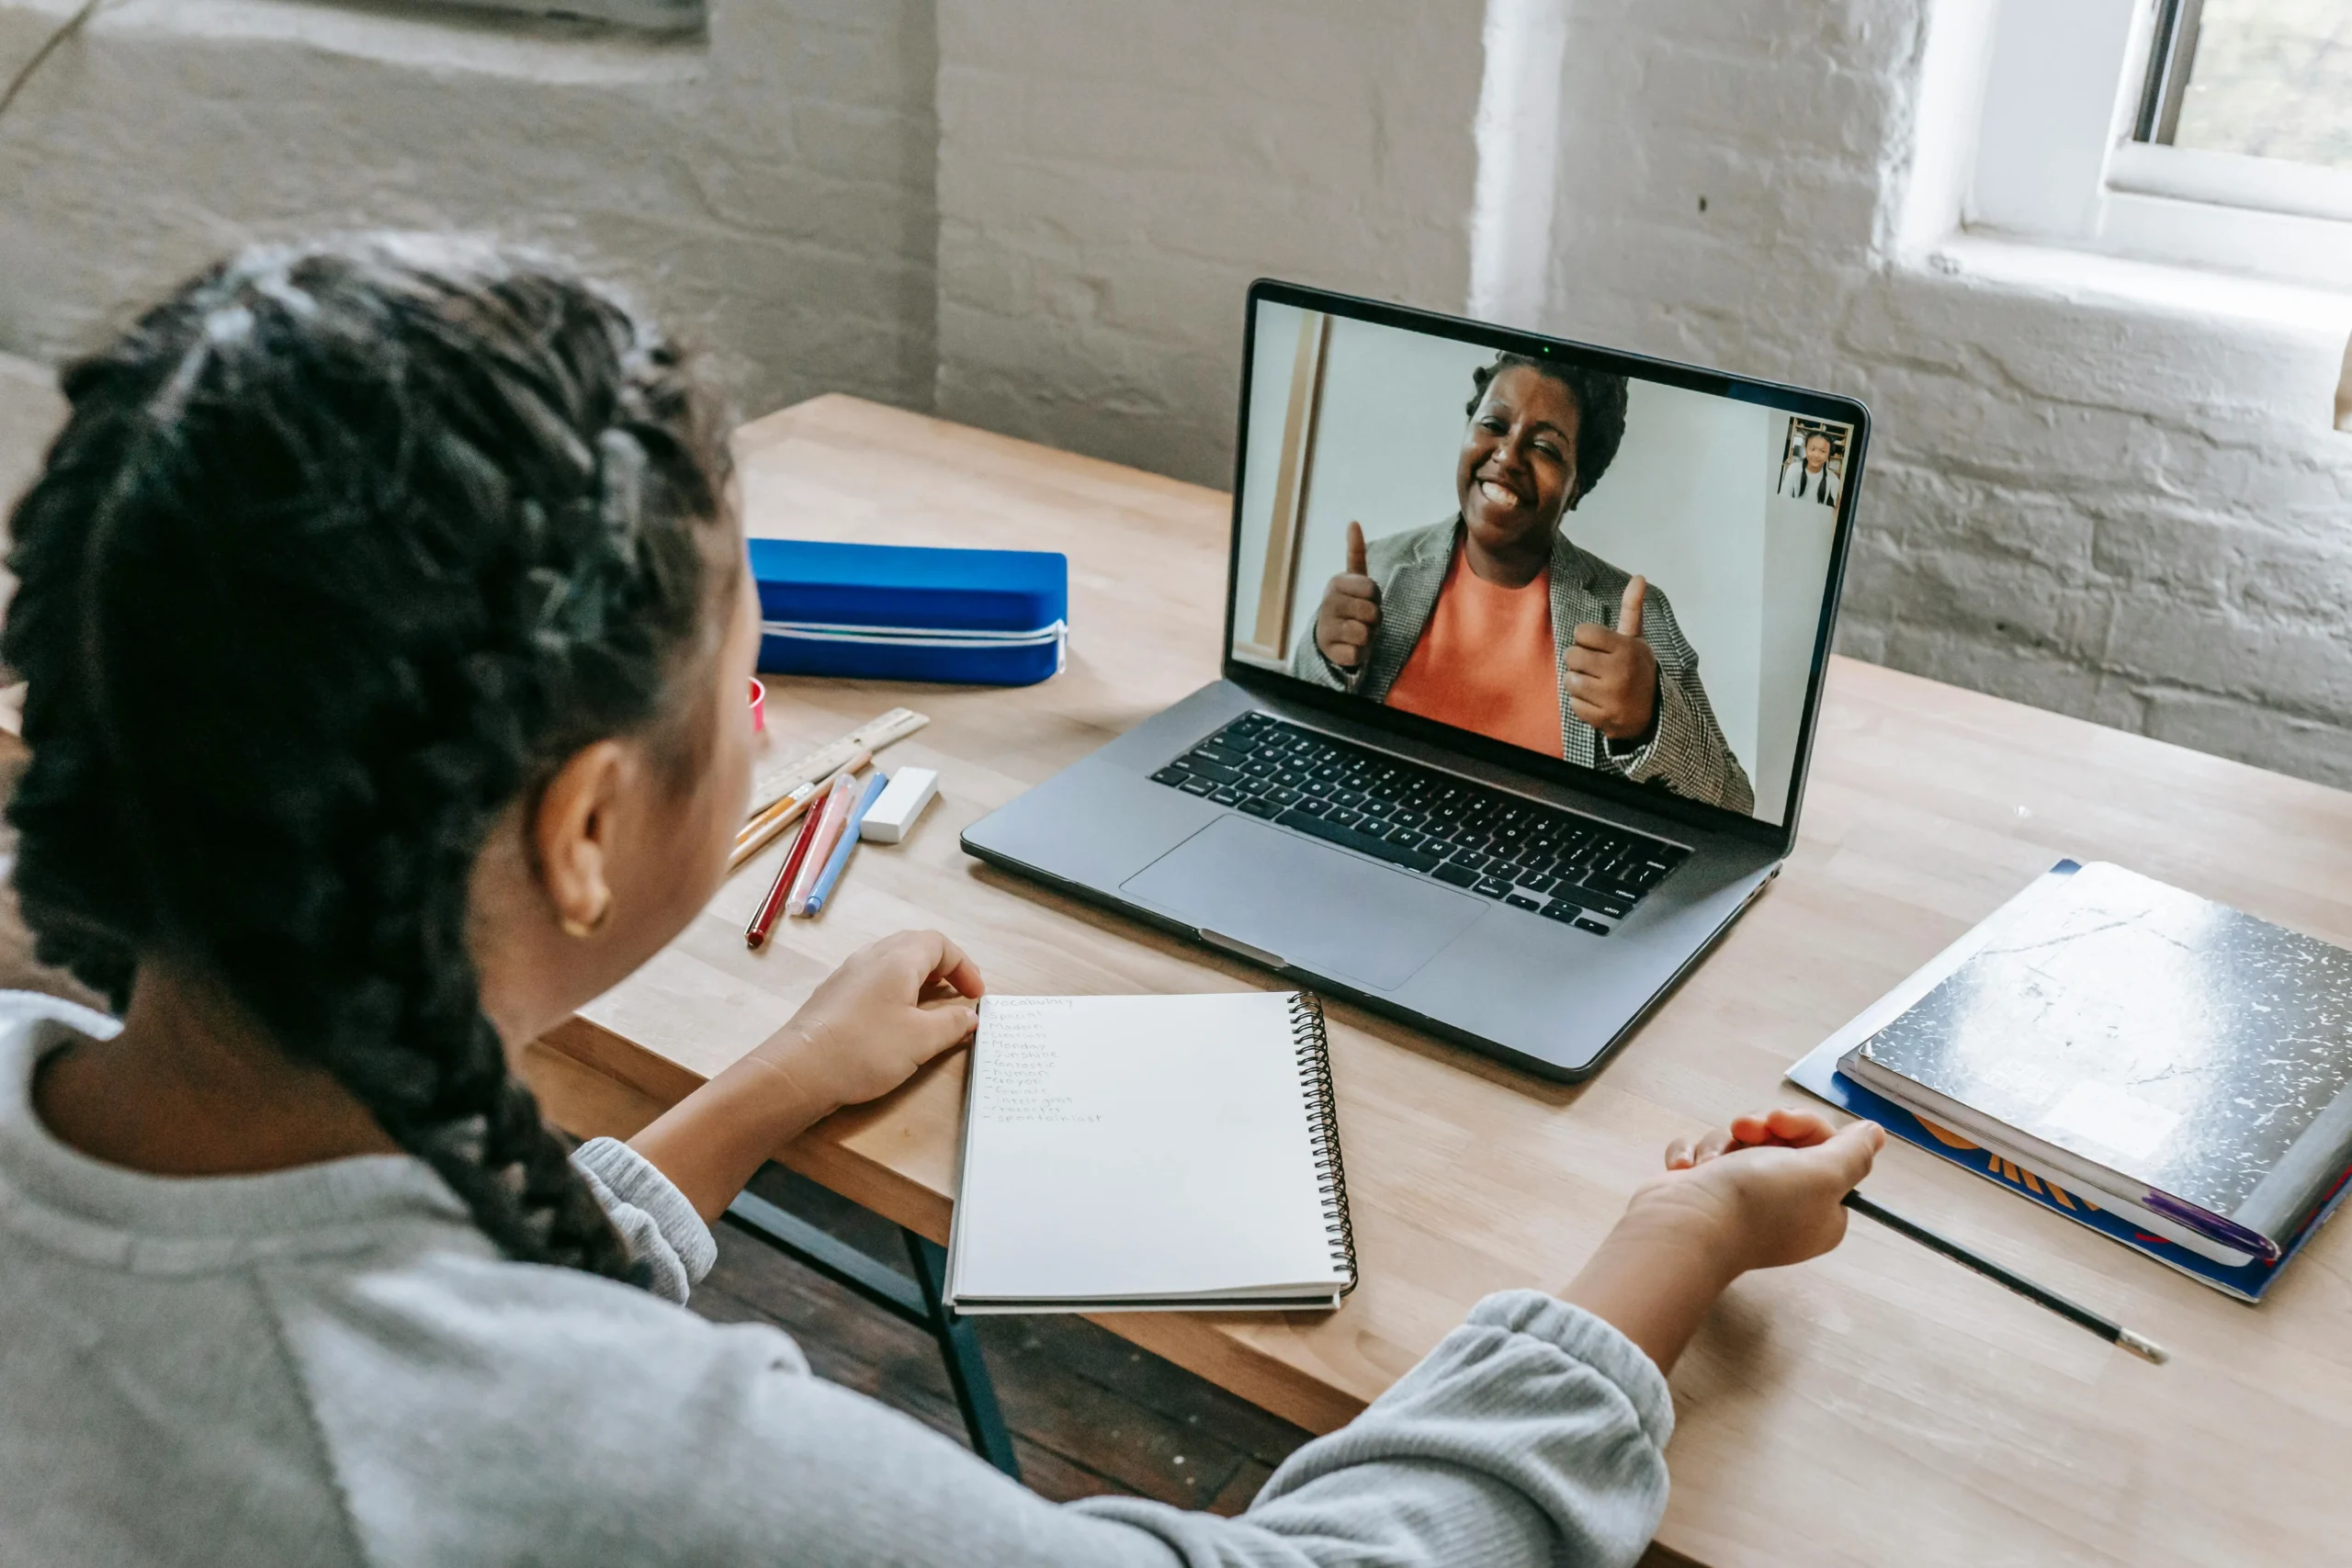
left=961, top=280, right=1866, bottom=1080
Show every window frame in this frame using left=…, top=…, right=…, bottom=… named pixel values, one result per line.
left=1964, top=0, right=2352, bottom=291
left=403, top=0, right=704, bottom=31
left=2132, top=0, right=2200, bottom=145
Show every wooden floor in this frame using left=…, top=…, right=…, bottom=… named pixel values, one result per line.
left=706, top=1163, right=1311, bottom=1512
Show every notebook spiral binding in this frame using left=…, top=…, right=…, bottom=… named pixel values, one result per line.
left=1289, top=992, right=1359, bottom=1296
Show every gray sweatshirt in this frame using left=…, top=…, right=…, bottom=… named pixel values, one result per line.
left=0, top=989, right=1673, bottom=1566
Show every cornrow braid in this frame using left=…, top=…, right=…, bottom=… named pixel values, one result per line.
left=3, top=235, right=732, bottom=1282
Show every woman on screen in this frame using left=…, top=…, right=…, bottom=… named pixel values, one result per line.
left=1288, top=354, right=1754, bottom=815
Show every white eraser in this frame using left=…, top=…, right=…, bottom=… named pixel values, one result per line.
left=858, top=767, right=938, bottom=843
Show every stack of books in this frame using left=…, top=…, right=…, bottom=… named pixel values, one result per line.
left=1790, top=860, right=2352, bottom=1301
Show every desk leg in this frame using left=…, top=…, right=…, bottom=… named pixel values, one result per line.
left=904, top=1229, right=1022, bottom=1480
left=721, top=1186, right=1021, bottom=1482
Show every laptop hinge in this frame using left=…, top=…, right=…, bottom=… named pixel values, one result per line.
left=1198, top=929, right=1288, bottom=970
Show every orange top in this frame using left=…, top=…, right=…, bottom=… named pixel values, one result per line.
left=1384, top=540, right=1562, bottom=757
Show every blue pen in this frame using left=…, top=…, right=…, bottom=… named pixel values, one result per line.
left=800, top=771, right=889, bottom=917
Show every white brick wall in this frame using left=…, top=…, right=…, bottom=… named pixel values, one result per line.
left=5, top=0, right=2350, bottom=789
left=927, top=0, right=2352, bottom=790
left=0, top=353, right=63, bottom=519
left=1840, top=267, right=2352, bottom=780
left=0, top=0, right=939, bottom=419
left=1520, top=0, right=2352, bottom=787
left=933, top=0, right=1485, bottom=485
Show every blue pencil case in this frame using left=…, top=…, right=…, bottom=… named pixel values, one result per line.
left=748, top=539, right=1069, bottom=687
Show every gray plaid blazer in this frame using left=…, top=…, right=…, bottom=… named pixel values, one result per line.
left=1288, top=518, right=1755, bottom=815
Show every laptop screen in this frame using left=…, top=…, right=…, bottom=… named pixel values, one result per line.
left=1225, top=286, right=1863, bottom=833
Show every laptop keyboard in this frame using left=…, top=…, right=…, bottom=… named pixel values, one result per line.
left=1148, top=713, right=1688, bottom=934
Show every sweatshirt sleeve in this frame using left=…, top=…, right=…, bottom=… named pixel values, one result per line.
left=661, top=1288, right=1672, bottom=1568
left=1070, top=1290, right=1671, bottom=1568
left=569, top=1137, right=716, bottom=1305
left=347, top=1270, right=1673, bottom=1568
left=688, top=1290, right=1666, bottom=1567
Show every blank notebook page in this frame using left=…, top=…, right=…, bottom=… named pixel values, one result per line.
left=950, top=992, right=1343, bottom=1301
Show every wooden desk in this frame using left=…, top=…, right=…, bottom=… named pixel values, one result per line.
left=528, top=393, right=2352, bottom=1568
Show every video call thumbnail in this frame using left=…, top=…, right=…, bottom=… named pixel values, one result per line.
left=1230, top=303, right=1850, bottom=828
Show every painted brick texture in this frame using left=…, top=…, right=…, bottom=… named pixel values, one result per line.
left=3, top=0, right=2349, bottom=793
left=0, top=0, right=939, bottom=421
left=1523, top=0, right=2352, bottom=788
left=927, top=0, right=2352, bottom=787
left=933, top=0, right=1484, bottom=487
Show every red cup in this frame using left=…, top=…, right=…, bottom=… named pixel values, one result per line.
left=748, top=677, right=766, bottom=733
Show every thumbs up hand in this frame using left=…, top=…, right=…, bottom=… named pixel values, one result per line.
left=1313, top=521, right=1383, bottom=672
left=1566, top=575, right=1660, bottom=741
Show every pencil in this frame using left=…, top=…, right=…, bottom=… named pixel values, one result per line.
left=745, top=807, right=823, bottom=950
left=729, top=749, right=872, bottom=872
left=730, top=791, right=814, bottom=871
left=741, top=778, right=819, bottom=842
left=1842, top=1191, right=2170, bottom=1364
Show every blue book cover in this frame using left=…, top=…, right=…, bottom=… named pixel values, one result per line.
left=1787, top=860, right=2352, bottom=1303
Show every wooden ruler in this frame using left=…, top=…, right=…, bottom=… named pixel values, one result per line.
left=745, top=706, right=928, bottom=820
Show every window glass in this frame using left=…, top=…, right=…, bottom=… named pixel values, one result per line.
left=2171, top=0, right=2352, bottom=170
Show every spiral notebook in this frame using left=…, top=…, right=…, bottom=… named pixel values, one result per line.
left=944, top=991, right=1357, bottom=1313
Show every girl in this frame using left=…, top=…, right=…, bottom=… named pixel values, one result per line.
left=0, top=236, right=1881, bottom=1566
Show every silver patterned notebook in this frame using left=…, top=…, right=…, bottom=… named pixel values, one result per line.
left=1843, top=861, right=2352, bottom=1261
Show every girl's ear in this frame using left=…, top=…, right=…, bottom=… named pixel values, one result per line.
left=532, top=739, right=631, bottom=939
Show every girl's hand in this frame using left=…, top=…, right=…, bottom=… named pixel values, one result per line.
left=628, top=931, right=983, bottom=1221
left=753, top=931, right=984, bottom=1113
left=1643, top=1107, right=1884, bottom=1275
left=1561, top=1107, right=1883, bottom=1373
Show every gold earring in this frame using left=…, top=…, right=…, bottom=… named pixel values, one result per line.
left=560, top=886, right=612, bottom=940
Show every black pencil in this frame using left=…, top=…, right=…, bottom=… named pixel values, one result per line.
left=1842, top=1192, right=2169, bottom=1364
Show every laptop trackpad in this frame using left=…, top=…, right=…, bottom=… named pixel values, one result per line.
left=1120, top=815, right=1486, bottom=991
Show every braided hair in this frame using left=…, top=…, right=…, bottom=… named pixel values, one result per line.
left=3, top=235, right=732, bottom=1282
left=1465, top=353, right=1630, bottom=502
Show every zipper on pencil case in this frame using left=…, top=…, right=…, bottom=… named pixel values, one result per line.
left=760, top=619, right=1068, bottom=650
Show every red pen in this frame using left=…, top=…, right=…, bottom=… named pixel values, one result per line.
left=746, top=806, right=823, bottom=949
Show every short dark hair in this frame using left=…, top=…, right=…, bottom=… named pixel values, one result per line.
left=1465, top=354, right=1630, bottom=500
left=4, top=235, right=733, bottom=1286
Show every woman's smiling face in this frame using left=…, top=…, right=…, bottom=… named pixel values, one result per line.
left=1456, top=365, right=1580, bottom=559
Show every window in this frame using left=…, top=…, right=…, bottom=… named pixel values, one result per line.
left=1966, top=0, right=2352, bottom=291
left=2139, top=0, right=2352, bottom=170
